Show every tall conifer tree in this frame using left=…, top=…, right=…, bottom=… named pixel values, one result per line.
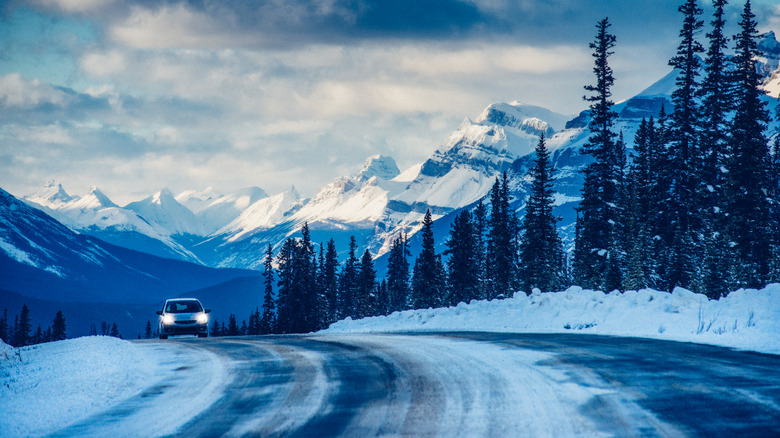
left=386, top=234, right=411, bottom=312
left=261, top=243, right=276, bottom=334
left=726, top=0, right=772, bottom=287
left=520, top=134, right=565, bottom=292
left=445, top=209, right=479, bottom=305
left=412, top=210, right=446, bottom=309
left=573, top=17, right=622, bottom=291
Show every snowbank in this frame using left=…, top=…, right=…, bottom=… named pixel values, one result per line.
left=0, top=337, right=159, bottom=436
left=0, top=336, right=229, bottom=437
left=325, top=284, right=780, bottom=355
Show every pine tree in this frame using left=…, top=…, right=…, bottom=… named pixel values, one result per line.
left=357, top=249, right=377, bottom=318
left=573, top=17, right=622, bottom=291
left=52, top=310, right=66, bottom=341
left=472, top=201, right=488, bottom=299
left=275, top=238, right=296, bottom=334
left=487, top=173, right=519, bottom=297
left=412, top=210, right=446, bottom=309
left=321, top=239, right=340, bottom=325
left=0, top=308, right=8, bottom=344
left=144, top=320, right=152, bottom=339
left=227, top=314, right=240, bottom=336
left=339, top=236, right=359, bottom=318
left=725, top=0, right=772, bottom=287
left=261, top=243, right=276, bottom=334
left=445, top=209, right=479, bottom=305
left=293, top=223, right=318, bottom=332
left=210, top=318, right=221, bottom=337
left=110, top=323, right=120, bottom=338
left=386, top=234, right=411, bottom=312
left=14, top=304, right=31, bottom=347
left=659, top=0, right=705, bottom=292
left=520, top=133, right=565, bottom=292
left=699, top=0, right=732, bottom=226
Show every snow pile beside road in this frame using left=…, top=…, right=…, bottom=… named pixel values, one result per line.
left=0, top=337, right=159, bottom=436
left=326, top=285, right=780, bottom=355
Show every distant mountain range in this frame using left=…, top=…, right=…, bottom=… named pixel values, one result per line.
left=2, top=33, right=779, bottom=336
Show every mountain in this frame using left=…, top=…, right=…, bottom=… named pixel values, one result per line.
left=0, top=187, right=260, bottom=336
left=14, top=33, right=780, bottom=272
left=24, top=182, right=202, bottom=263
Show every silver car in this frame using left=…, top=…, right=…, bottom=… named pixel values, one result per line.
left=157, top=298, right=210, bottom=339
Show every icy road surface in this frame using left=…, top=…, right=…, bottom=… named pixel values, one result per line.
left=52, top=333, right=780, bottom=437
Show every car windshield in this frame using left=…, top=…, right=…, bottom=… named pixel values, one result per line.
left=165, top=301, right=203, bottom=313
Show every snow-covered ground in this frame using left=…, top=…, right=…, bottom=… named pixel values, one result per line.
left=326, top=285, right=780, bottom=355
left=0, top=337, right=229, bottom=437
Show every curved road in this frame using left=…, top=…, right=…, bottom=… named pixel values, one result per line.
left=54, top=333, right=780, bottom=437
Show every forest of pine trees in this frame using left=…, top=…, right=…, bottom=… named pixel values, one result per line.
left=0, top=306, right=67, bottom=347
left=233, top=0, right=779, bottom=335
left=574, top=0, right=780, bottom=299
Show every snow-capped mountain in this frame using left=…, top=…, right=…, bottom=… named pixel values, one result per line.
left=12, top=33, right=780, bottom=271
left=23, top=182, right=202, bottom=263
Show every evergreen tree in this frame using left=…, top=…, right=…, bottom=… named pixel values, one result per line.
left=487, top=173, right=519, bottom=297
left=293, top=223, right=318, bottom=332
left=377, top=279, right=389, bottom=316
left=386, top=234, right=411, bottom=312
left=227, top=314, right=240, bottom=336
left=110, top=323, right=120, bottom=338
left=725, top=0, right=772, bottom=287
left=210, top=318, right=221, bottom=337
left=445, top=209, right=479, bottom=305
left=0, top=308, right=8, bottom=344
left=14, top=304, right=31, bottom=347
left=275, top=238, right=296, bottom=333
left=659, top=0, right=705, bottom=291
left=321, top=239, right=340, bottom=325
left=261, top=243, right=276, bottom=334
left=573, top=17, right=622, bottom=291
left=357, top=249, right=377, bottom=318
left=699, top=0, right=732, bottom=226
left=472, top=201, right=489, bottom=299
left=52, top=310, right=66, bottom=341
left=520, top=133, right=565, bottom=292
left=412, top=210, right=446, bottom=308
left=144, top=320, right=152, bottom=339
left=240, top=320, right=248, bottom=336
left=339, top=236, right=359, bottom=318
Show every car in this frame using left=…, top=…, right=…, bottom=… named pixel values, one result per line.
left=157, top=298, right=211, bottom=339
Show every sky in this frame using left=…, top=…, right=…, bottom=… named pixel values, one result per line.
left=1, top=0, right=779, bottom=204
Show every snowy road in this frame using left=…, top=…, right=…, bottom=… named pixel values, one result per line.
left=53, top=333, right=780, bottom=437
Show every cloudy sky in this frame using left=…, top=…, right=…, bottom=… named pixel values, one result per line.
left=2, top=0, right=779, bottom=204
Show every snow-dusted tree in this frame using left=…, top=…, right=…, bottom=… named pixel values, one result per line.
left=573, top=17, right=623, bottom=291
left=519, top=134, right=565, bottom=292
left=658, top=0, right=705, bottom=292
left=412, top=210, right=446, bottom=309
left=445, top=209, right=480, bottom=305
left=725, top=0, right=772, bottom=288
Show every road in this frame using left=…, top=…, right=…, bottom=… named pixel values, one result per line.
left=52, top=333, right=780, bottom=437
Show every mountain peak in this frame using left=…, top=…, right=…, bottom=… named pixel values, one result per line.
left=356, top=155, right=400, bottom=182
left=27, top=179, right=76, bottom=205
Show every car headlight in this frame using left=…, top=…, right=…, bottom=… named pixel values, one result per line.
left=162, top=314, right=174, bottom=325
left=196, top=313, right=208, bottom=324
